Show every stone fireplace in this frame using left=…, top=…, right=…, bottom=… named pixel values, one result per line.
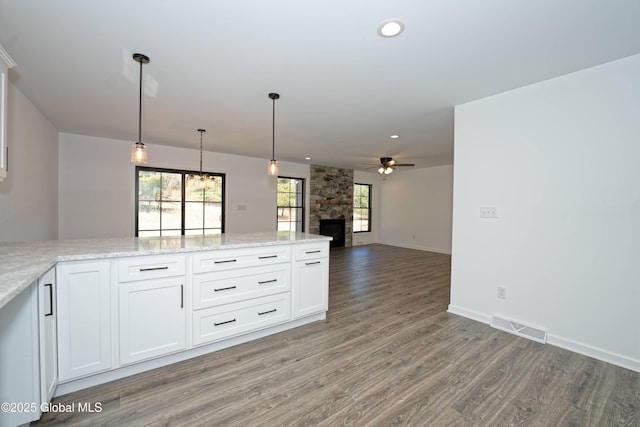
left=309, top=165, right=353, bottom=247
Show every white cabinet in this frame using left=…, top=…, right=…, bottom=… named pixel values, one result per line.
left=191, top=246, right=292, bottom=347
left=192, top=246, right=291, bottom=273
left=0, top=282, right=40, bottom=427
left=292, top=243, right=329, bottom=319
left=47, top=239, right=329, bottom=393
left=38, top=267, right=57, bottom=404
left=0, top=269, right=58, bottom=427
left=193, top=264, right=290, bottom=310
left=118, top=277, right=186, bottom=365
left=0, top=44, right=16, bottom=182
left=193, top=293, right=290, bottom=346
left=118, top=254, right=186, bottom=282
left=57, top=261, right=111, bottom=381
left=117, top=255, right=187, bottom=364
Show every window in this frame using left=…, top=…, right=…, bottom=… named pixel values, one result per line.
left=135, top=166, right=224, bottom=236
left=277, top=177, right=304, bottom=232
left=353, top=183, right=371, bottom=232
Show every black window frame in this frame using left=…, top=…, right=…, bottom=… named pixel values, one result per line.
left=135, top=166, right=225, bottom=237
left=353, top=183, right=372, bottom=233
left=276, top=176, right=305, bottom=232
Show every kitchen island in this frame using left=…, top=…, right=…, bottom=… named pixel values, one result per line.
left=0, top=232, right=331, bottom=426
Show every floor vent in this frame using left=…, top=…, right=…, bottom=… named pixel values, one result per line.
left=491, top=315, right=547, bottom=344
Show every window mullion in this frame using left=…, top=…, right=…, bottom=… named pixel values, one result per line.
left=181, top=173, right=186, bottom=236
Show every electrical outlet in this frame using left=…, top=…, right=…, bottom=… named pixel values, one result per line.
left=497, top=286, right=507, bottom=299
left=480, top=206, right=498, bottom=218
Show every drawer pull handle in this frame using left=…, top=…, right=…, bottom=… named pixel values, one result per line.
left=180, top=285, right=184, bottom=308
left=214, top=285, right=237, bottom=292
left=305, top=250, right=321, bottom=254
left=140, top=266, right=169, bottom=272
left=44, top=283, right=53, bottom=316
left=258, top=309, right=277, bottom=316
left=259, top=255, right=278, bottom=259
left=305, top=261, right=321, bottom=265
left=214, top=259, right=237, bottom=264
left=214, top=319, right=236, bottom=326
left=258, top=279, right=277, bottom=285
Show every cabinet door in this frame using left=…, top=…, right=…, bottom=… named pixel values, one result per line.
left=38, top=267, right=57, bottom=403
left=0, top=283, right=40, bottom=426
left=57, top=261, right=111, bottom=381
left=292, top=258, right=329, bottom=318
left=119, top=278, right=186, bottom=365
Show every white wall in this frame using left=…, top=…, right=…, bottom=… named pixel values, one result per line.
left=58, top=133, right=311, bottom=239
left=353, top=170, right=381, bottom=246
left=0, top=82, right=58, bottom=243
left=379, top=165, right=453, bottom=254
left=450, top=54, right=640, bottom=372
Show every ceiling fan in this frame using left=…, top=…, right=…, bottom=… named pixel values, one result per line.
left=375, top=157, right=415, bottom=174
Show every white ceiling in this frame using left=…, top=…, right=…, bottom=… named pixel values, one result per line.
left=1, top=0, right=640, bottom=171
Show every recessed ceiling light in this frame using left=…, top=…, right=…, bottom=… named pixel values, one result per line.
left=305, top=157, right=312, bottom=160
left=390, top=135, right=400, bottom=139
left=378, top=19, right=405, bottom=38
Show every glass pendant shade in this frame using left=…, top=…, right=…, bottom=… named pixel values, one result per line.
left=131, top=142, right=147, bottom=164
left=268, top=159, right=279, bottom=176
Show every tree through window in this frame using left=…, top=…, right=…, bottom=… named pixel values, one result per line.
left=136, top=166, right=225, bottom=236
left=353, top=183, right=371, bottom=232
left=277, top=177, right=304, bottom=232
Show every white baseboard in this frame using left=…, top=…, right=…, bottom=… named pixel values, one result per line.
left=547, top=334, right=640, bottom=373
left=447, top=305, right=639, bottom=373
left=447, top=304, right=491, bottom=324
left=380, top=240, right=452, bottom=255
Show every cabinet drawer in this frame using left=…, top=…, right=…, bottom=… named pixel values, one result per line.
left=118, top=255, right=186, bottom=283
left=293, top=243, right=329, bottom=261
left=193, top=293, right=290, bottom=346
left=193, top=264, right=290, bottom=310
left=192, top=246, right=291, bottom=273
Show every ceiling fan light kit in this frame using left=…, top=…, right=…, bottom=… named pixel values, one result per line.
left=131, top=53, right=150, bottom=164
left=376, top=156, right=414, bottom=174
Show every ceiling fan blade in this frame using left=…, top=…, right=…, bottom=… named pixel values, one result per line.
left=394, top=163, right=415, bottom=167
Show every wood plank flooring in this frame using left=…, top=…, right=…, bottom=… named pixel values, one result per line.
left=32, top=244, right=639, bottom=426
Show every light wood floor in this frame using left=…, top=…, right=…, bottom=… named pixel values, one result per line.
left=33, top=245, right=639, bottom=426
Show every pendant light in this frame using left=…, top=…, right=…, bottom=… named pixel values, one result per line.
left=131, top=53, right=150, bottom=164
left=267, top=92, right=280, bottom=176
left=187, top=129, right=215, bottom=189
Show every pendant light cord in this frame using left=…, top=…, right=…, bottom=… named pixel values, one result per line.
left=271, top=97, right=276, bottom=161
left=138, top=58, right=143, bottom=144
left=199, top=129, right=204, bottom=174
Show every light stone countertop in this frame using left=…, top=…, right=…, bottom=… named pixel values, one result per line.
left=0, top=231, right=332, bottom=310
